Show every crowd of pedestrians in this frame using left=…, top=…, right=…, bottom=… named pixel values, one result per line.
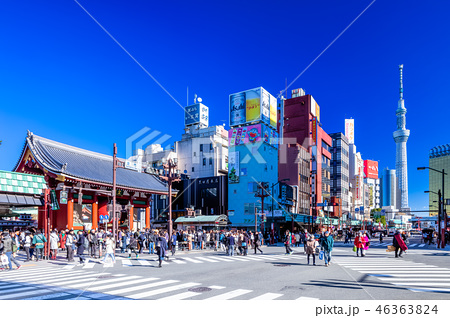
left=0, top=225, right=418, bottom=271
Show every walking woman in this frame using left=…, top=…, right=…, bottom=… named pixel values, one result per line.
left=284, top=230, right=294, bottom=255
left=49, top=230, right=59, bottom=260
left=354, top=232, right=367, bottom=257
left=393, top=230, right=408, bottom=258
left=156, top=231, right=168, bottom=267
left=127, top=233, right=139, bottom=259
left=305, top=235, right=318, bottom=265
left=254, top=231, right=263, bottom=254
left=100, top=234, right=116, bottom=264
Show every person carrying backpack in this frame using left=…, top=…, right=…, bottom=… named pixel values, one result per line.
left=127, top=233, right=139, bottom=259
left=32, top=230, right=47, bottom=261
left=2, top=230, right=21, bottom=270
left=76, top=231, right=87, bottom=265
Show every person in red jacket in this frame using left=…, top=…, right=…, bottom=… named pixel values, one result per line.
left=354, top=232, right=367, bottom=257
left=393, top=230, right=408, bottom=258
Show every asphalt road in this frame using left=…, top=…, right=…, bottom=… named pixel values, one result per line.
left=1, top=238, right=450, bottom=300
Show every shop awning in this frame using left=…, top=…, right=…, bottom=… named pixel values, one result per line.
left=175, top=214, right=228, bottom=225
left=0, top=193, right=43, bottom=206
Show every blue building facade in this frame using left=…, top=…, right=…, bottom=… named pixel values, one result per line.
left=227, top=129, right=278, bottom=229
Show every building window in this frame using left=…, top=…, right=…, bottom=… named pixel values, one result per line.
left=200, top=144, right=203, bottom=152
left=193, top=152, right=196, bottom=157
left=209, top=157, right=213, bottom=165
left=203, top=158, right=206, bottom=166
left=210, top=143, right=213, bottom=151
left=191, top=167, right=195, bottom=172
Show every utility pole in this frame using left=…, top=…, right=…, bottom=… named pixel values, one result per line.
left=255, top=182, right=270, bottom=235
left=160, top=158, right=180, bottom=240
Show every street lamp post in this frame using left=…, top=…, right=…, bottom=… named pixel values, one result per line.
left=418, top=167, right=447, bottom=248
left=255, top=182, right=270, bottom=235
left=270, top=178, right=290, bottom=241
left=161, top=158, right=180, bottom=241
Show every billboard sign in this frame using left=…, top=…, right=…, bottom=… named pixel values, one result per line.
left=228, top=151, right=239, bottom=184
left=355, top=174, right=360, bottom=199
left=364, top=160, right=379, bottom=179
left=229, top=123, right=278, bottom=148
left=270, top=94, right=277, bottom=128
left=311, top=116, right=317, bottom=146
left=345, top=119, right=355, bottom=144
left=261, top=89, right=270, bottom=124
left=230, top=92, right=246, bottom=126
left=185, top=103, right=209, bottom=127
left=245, top=88, right=261, bottom=122
left=230, top=87, right=277, bottom=128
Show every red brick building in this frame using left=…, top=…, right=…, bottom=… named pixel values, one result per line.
left=280, top=93, right=332, bottom=218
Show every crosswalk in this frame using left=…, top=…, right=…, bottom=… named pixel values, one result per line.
left=0, top=266, right=319, bottom=300
left=60, top=253, right=307, bottom=270
left=335, top=257, right=450, bottom=294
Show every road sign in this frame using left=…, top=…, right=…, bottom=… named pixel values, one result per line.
left=355, top=208, right=359, bottom=212
left=317, top=203, right=327, bottom=207
left=360, top=206, right=364, bottom=212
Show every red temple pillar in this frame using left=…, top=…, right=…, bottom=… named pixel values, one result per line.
left=67, top=199, right=74, bottom=230
left=92, top=197, right=98, bottom=230
left=145, top=206, right=150, bottom=230
left=129, top=206, right=134, bottom=231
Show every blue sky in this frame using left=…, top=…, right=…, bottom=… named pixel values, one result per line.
left=0, top=0, right=449, bottom=212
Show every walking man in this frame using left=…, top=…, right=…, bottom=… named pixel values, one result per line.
left=2, top=230, right=21, bottom=270
left=254, top=231, right=263, bottom=254
left=66, top=230, right=75, bottom=262
left=32, top=230, right=47, bottom=261
left=227, top=233, right=235, bottom=256
left=321, top=231, right=334, bottom=267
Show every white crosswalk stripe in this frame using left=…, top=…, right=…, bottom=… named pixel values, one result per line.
left=105, top=280, right=179, bottom=296
left=182, top=257, right=203, bottom=263
left=52, top=253, right=304, bottom=269
left=419, top=244, right=426, bottom=247
left=121, top=259, right=133, bottom=266
left=158, top=291, right=201, bottom=300
left=195, top=257, right=219, bottom=263
left=336, top=257, right=450, bottom=294
left=205, top=289, right=252, bottom=300
left=129, top=282, right=201, bottom=299
left=0, top=265, right=318, bottom=300
left=250, top=292, right=283, bottom=300
left=409, top=244, right=417, bottom=247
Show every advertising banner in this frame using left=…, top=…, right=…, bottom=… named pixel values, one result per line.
left=230, top=87, right=277, bottom=128
left=270, top=94, right=277, bottom=128
left=345, top=119, right=355, bottom=144
left=311, top=116, right=317, bottom=146
left=228, top=124, right=261, bottom=146
left=228, top=151, right=240, bottom=184
left=355, top=174, right=360, bottom=199
left=246, top=88, right=261, bottom=122
left=261, top=89, right=270, bottom=124
left=200, top=104, right=209, bottom=127
left=230, top=93, right=246, bottom=126
left=229, top=123, right=278, bottom=148
left=185, top=103, right=199, bottom=126
left=310, top=96, right=317, bottom=117
left=185, top=103, right=209, bottom=127
left=364, top=160, right=379, bottom=179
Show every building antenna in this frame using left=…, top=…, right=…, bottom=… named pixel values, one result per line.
left=285, top=78, right=288, bottom=98
left=399, top=64, right=403, bottom=100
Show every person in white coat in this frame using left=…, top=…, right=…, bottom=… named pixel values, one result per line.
left=100, top=235, right=115, bottom=264
left=49, top=230, right=59, bottom=260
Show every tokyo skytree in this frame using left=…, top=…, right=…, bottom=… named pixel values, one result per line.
left=393, top=64, right=410, bottom=209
